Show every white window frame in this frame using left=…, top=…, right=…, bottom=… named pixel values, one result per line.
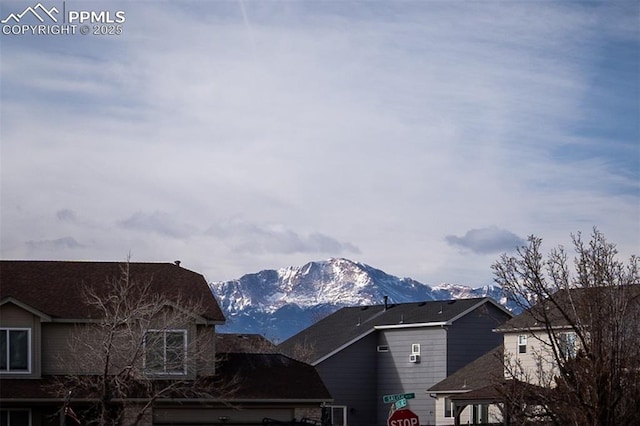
left=411, top=343, right=421, bottom=355
left=143, top=329, right=188, bottom=375
left=328, top=405, right=347, bottom=426
left=444, top=397, right=454, bottom=418
left=0, top=408, right=32, bottom=426
left=377, top=345, right=389, bottom=352
left=518, top=334, right=527, bottom=354
left=0, top=328, right=31, bottom=374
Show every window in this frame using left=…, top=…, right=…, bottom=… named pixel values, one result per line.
left=518, top=335, right=527, bottom=354
left=144, top=330, right=187, bottom=375
left=559, top=331, right=577, bottom=358
left=444, top=397, right=454, bottom=418
left=0, top=329, right=30, bottom=373
left=411, top=343, right=421, bottom=355
left=377, top=345, right=389, bottom=352
left=0, top=409, right=31, bottom=426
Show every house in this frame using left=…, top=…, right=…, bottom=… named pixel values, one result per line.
left=423, top=285, right=640, bottom=426
left=278, top=297, right=512, bottom=426
left=427, top=346, right=504, bottom=425
left=0, top=260, right=331, bottom=426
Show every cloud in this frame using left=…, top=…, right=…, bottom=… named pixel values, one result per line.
left=207, top=219, right=360, bottom=255
left=0, top=2, right=637, bottom=286
left=445, top=227, right=525, bottom=254
left=118, top=211, right=195, bottom=239
left=25, top=237, right=83, bottom=251
left=56, top=209, right=77, bottom=223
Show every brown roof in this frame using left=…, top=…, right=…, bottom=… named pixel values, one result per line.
left=428, top=345, right=503, bottom=393
left=217, top=333, right=276, bottom=353
left=496, top=285, right=640, bottom=332
left=0, top=260, right=225, bottom=322
left=216, top=353, right=332, bottom=401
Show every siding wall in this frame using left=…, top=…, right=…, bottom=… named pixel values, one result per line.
left=377, top=327, right=447, bottom=426
left=503, top=331, right=557, bottom=386
left=41, top=323, right=74, bottom=374
left=446, top=304, right=510, bottom=375
left=315, top=332, right=378, bottom=426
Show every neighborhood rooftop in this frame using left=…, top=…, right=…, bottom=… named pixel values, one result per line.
left=279, top=297, right=510, bottom=362
left=0, top=260, right=225, bottom=323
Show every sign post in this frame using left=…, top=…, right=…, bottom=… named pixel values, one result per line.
left=387, top=408, right=420, bottom=426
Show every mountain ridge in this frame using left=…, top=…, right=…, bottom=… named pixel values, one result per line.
left=210, top=258, right=511, bottom=342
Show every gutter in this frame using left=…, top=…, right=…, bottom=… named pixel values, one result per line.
left=374, top=321, right=449, bottom=330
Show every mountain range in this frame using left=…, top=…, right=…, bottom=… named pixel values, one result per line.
left=210, top=257, right=513, bottom=342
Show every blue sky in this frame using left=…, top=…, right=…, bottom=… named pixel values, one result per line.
left=1, top=1, right=638, bottom=286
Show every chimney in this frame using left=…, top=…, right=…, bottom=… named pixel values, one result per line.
left=174, top=260, right=181, bottom=267
left=384, top=295, right=388, bottom=311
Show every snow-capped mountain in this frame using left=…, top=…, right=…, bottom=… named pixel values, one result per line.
left=210, top=258, right=512, bottom=342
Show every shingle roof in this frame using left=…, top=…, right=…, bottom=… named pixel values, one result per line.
left=278, top=297, right=507, bottom=363
left=216, top=333, right=276, bottom=353
left=495, top=285, right=640, bottom=332
left=0, top=260, right=225, bottom=322
left=428, top=345, right=503, bottom=393
left=216, top=353, right=332, bottom=401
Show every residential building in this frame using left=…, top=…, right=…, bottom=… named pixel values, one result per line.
left=0, top=260, right=331, bottom=426
left=427, top=346, right=504, bottom=425
left=278, top=297, right=512, bottom=426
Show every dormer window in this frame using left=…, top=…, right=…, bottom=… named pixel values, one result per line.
left=144, top=330, right=187, bottom=375
left=0, top=328, right=30, bottom=373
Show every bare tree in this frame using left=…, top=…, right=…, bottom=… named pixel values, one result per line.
left=56, top=261, right=237, bottom=425
left=492, top=229, right=640, bottom=426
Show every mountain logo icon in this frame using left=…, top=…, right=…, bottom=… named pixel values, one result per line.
left=1, top=3, right=59, bottom=24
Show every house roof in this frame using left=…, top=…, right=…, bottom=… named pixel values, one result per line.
left=495, top=285, right=640, bottom=332
left=216, top=333, right=276, bottom=354
left=278, top=297, right=509, bottom=364
left=0, top=353, right=333, bottom=403
left=0, top=260, right=225, bottom=323
left=216, top=353, right=332, bottom=401
left=428, top=345, right=503, bottom=393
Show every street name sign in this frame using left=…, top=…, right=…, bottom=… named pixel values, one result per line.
left=394, top=398, right=407, bottom=409
left=382, top=393, right=415, bottom=404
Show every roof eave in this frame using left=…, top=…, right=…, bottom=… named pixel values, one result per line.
left=374, top=321, right=450, bottom=330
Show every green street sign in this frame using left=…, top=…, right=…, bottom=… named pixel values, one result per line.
left=383, top=393, right=416, bottom=403
left=395, top=398, right=408, bottom=409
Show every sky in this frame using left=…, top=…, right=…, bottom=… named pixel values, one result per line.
left=1, top=0, right=638, bottom=287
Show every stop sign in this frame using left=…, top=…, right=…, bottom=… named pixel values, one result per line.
left=388, top=408, right=420, bottom=426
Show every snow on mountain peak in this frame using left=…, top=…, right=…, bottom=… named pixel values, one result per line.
left=209, top=258, right=512, bottom=341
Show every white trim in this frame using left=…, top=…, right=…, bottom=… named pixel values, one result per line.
left=0, top=328, right=32, bottom=374
left=0, top=298, right=51, bottom=322
left=312, top=328, right=376, bottom=366
left=374, top=321, right=449, bottom=330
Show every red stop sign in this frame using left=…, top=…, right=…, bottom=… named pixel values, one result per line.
left=388, top=408, right=420, bottom=426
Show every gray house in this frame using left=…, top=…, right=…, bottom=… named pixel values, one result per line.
left=278, top=298, right=512, bottom=426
